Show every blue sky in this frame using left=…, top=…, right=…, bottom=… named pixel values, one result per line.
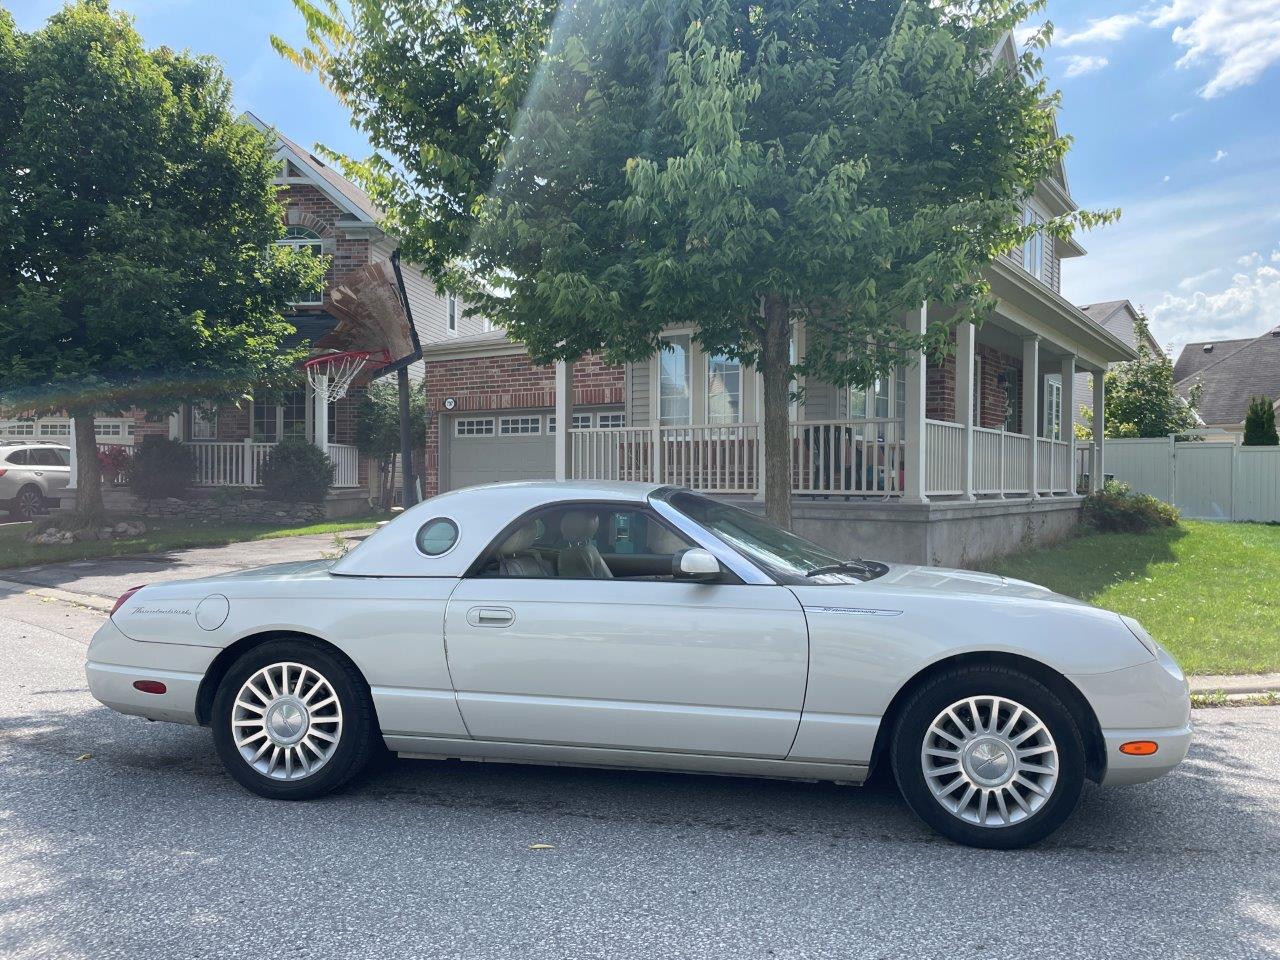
left=13, top=0, right=1280, bottom=359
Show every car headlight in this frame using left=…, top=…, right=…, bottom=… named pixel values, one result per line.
left=1121, top=616, right=1186, bottom=684
left=1120, top=615, right=1159, bottom=657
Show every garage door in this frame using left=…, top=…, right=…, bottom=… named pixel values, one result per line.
left=446, top=414, right=555, bottom=490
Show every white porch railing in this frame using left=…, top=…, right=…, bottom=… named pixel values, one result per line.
left=789, top=418, right=904, bottom=496
left=327, top=443, right=360, bottom=488
left=185, top=440, right=360, bottom=488
left=925, top=420, right=964, bottom=497
left=1036, top=438, right=1073, bottom=495
left=190, top=440, right=276, bottom=487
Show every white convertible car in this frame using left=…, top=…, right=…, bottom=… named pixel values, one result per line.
left=87, top=481, right=1190, bottom=848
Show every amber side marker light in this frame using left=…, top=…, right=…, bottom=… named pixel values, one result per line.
left=133, top=680, right=167, bottom=695
left=1120, top=741, right=1159, bottom=756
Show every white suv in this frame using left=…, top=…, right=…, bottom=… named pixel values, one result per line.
left=0, top=442, right=72, bottom=520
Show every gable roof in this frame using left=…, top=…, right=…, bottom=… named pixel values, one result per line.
left=1079, top=300, right=1163, bottom=356
left=241, top=111, right=382, bottom=224
left=1174, top=326, right=1280, bottom=426
left=1172, top=336, right=1256, bottom=382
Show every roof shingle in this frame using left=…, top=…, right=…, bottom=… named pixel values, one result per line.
left=1174, top=327, right=1280, bottom=426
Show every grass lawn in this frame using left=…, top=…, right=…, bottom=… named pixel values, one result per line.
left=986, top=520, right=1280, bottom=676
left=0, top=515, right=386, bottom=571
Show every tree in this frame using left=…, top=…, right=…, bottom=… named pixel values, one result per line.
left=355, top=379, right=427, bottom=509
left=280, top=0, right=1112, bottom=525
left=1243, top=397, right=1278, bottom=447
left=1079, top=314, right=1200, bottom=439
left=0, top=2, right=324, bottom=523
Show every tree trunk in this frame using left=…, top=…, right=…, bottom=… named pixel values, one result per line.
left=760, top=295, right=793, bottom=529
left=71, top=412, right=104, bottom=526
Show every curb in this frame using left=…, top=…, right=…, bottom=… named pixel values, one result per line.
left=1189, top=674, right=1280, bottom=696
left=0, top=578, right=114, bottom=613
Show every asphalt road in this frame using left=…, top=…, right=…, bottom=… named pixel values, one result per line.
left=1, top=586, right=1277, bottom=960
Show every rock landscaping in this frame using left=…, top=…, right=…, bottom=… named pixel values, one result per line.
left=27, top=520, right=148, bottom=545
left=136, top=497, right=324, bottom=524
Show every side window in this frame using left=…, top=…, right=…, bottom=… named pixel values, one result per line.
left=481, top=504, right=695, bottom=580
left=6, top=449, right=29, bottom=466
left=32, top=449, right=64, bottom=466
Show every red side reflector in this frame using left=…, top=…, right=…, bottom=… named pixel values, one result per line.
left=133, top=680, right=166, bottom=695
left=1120, top=740, right=1158, bottom=756
left=111, top=584, right=147, bottom=617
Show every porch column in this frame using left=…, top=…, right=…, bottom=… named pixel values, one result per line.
left=903, top=303, right=929, bottom=503
left=312, top=377, right=329, bottom=453
left=1022, top=336, right=1039, bottom=498
left=554, top=359, right=573, bottom=481
left=67, top=418, right=77, bottom=490
left=955, top=322, right=977, bottom=501
left=754, top=367, right=766, bottom=501
left=1060, top=355, right=1076, bottom=495
left=1091, top=370, right=1105, bottom=492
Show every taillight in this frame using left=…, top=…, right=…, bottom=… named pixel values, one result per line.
left=0, top=469, right=7, bottom=477
left=111, top=584, right=147, bottom=616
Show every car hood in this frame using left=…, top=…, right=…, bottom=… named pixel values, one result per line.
left=869, top=564, right=1087, bottom=605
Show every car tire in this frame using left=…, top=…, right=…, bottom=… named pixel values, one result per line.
left=890, top=665, right=1086, bottom=849
left=13, top=485, right=45, bottom=520
left=211, top=639, right=379, bottom=800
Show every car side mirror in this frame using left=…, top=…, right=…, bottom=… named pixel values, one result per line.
left=673, top=548, right=722, bottom=582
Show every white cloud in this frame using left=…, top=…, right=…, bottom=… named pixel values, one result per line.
left=1150, top=245, right=1280, bottom=354
left=1177, top=266, right=1223, bottom=289
left=1163, top=175, right=1172, bottom=183
left=1059, top=14, right=1145, bottom=46
left=1212, top=149, right=1229, bottom=162
left=1238, top=252, right=1263, bottom=268
left=1169, top=109, right=1192, bottom=121
left=1152, top=0, right=1280, bottom=99
left=1063, top=55, right=1111, bottom=78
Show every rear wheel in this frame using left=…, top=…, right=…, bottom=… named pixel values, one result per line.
left=13, top=485, right=45, bottom=520
left=891, top=666, right=1085, bottom=849
left=211, top=640, right=378, bottom=800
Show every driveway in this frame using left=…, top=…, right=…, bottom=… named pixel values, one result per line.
left=0, top=530, right=371, bottom=605
left=0, top=587, right=1277, bottom=959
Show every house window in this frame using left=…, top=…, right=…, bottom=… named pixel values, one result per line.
left=252, top=398, right=278, bottom=443
left=95, top=422, right=124, bottom=439
left=2, top=421, right=35, bottom=437
left=189, top=406, right=217, bottom=441
left=597, top=412, right=626, bottom=429
left=278, top=226, right=326, bottom=305
left=706, top=354, right=742, bottom=424
left=455, top=418, right=495, bottom=437
left=499, top=415, right=542, bottom=436
left=1044, top=376, right=1063, bottom=441
left=447, top=295, right=458, bottom=334
left=1000, top=370, right=1020, bottom=433
left=848, top=384, right=868, bottom=420
left=546, top=413, right=594, bottom=434
left=1022, top=207, right=1045, bottom=281
left=659, top=335, right=692, bottom=425
left=39, top=422, right=70, bottom=437
left=327, top=400, right=338, bottom=444
left=873, top=370, right=905, bottom=420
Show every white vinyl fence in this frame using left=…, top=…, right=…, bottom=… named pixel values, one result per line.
left=1104, top=437, right=1280, bottom=522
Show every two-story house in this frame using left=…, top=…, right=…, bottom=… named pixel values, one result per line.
left=27, top=114, right=486, bottom=516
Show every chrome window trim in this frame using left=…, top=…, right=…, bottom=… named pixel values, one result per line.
left=648, top=495, right=775, bottom=586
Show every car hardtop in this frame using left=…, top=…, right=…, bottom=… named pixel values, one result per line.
left=329, top=480, right=671, bottom=579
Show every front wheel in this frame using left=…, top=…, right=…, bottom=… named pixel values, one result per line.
left=211, top=640, right=378, bottom=800
left=891, top=666, right=1086, bottom=849
left=12, top=485, right=45, bottom=520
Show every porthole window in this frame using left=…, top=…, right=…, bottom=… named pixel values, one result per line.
left=416, top=518, right=459, bottom=557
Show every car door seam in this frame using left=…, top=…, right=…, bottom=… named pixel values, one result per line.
left=783, top=587, right=813, bottom=761
left=441, top=576, right=475, bottom=738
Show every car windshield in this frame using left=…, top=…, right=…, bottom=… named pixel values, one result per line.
left=659, top=489, right=881, bottom=584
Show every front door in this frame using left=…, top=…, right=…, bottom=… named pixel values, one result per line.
left=443, top=502, right=808, bottom=758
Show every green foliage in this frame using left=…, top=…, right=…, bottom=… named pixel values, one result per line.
left=280, top=0, right=1115, bottom=522
left=354, top=379, right=426, bottom=508
left=1082, top=479, right=1179, bottom=534
left=0, top=2, right=325, bottom=417
left=259, top=438, right=333, bottom=503
left=1082, top=315, right=1200, bottom=439
left=128, top=436, right=195, bottom=500
left=1243, top=397, right=1278, bottom=446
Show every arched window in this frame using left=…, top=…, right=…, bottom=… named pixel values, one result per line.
left=278, top=226, right=325, bottom=305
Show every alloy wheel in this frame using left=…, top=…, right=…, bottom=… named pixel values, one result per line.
left=920, top=695, right=1059, bottom=828
left=17, top=488, right=43, bottom=518
left=231, top=662, right=344, bottom=781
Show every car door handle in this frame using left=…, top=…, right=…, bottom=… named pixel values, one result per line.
left=467, top=606, right=515, bottom=628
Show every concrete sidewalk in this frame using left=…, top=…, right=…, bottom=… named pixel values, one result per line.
left=0, top=528, right=372, bottom=609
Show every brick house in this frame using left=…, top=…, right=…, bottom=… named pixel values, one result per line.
left=37, top=113, right=485, bottom=515
left=417, top=41, right=1137, bottom=565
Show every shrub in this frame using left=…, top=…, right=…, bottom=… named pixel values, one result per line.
left=1243, top=396, right=1278, bottom=446
left=128, top=436, right=195, bottom=500
left=1083, top=479, right=1179, bottom=533
left=97, top=445, right=132, bottom=484
left=259, top=439, right=332, bottom=503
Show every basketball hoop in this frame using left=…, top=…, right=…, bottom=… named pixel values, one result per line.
left=303, top=350, right=386, bottom=401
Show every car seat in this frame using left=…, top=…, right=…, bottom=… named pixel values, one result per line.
left=496, top=523, right=554, bottom=577
left=558, top=511, right=613, bottom=579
